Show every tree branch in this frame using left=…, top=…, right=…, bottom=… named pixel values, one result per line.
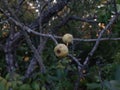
left=22, top=30, right=46, bottom=73
left=23, top=38, right=47, bottom=80
left=84, top=15, right=117, bottom=65
left=30, top=0, right=71, bottom=29
left=68, top=54, right=83, bottom=67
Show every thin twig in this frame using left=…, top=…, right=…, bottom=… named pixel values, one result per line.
left=113, top=0, right=118, bottom=14
left=23, top=38, right=47, bottom=80
left=68, top=54, right=83, bottom=67
left=4, top=16, right=120, bottom=43
left=74, top=66, right=81, bottom=90
left=49, top=35, right=58, bottom=45
left=22, top=30, right=46, bottom=73
left=84, top=15, right=117, bottom=65
left=0, top=19, right=9, bottom=24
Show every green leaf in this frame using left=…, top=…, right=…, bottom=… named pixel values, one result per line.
left=41, top=86, right=46, bottom=90
left=19, top=84, right=32, bottom=90
left=0, top=79, right=7, bottom=90
left=110, top=80, right=120, bottom=90
left=0, top=76, right=4, bottom=81
left=115, top=66, right=120, bottom=81
left=0, top=83, right=6, bottom=90
left=31, top=82, right=40, bottom=90
left=87, top=83, right=101, bottom=89
left=11, top=81, right=18, bottom=89
left=103, top=80, right=115, bottom=90
left=117, top=4, right=120, bottom=12
left=6, top=82, right=12, bottom=90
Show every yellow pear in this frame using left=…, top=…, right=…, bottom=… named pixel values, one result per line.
left=62, top=33, right=73, bottom=44
left=54, top=44, right=68, bottom=57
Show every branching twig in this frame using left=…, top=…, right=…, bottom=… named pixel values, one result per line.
left=23, top=38, right=47, bottom=80
left=70, top=15, right=98, bottom=23
left=68, top=54, right=83, bottom=90
left=51, top=15, right=98, bottom=33
left=0, top=4, right=46, bottom=73
left=49, top=34, right=58, bottom=45
left=68, top=54, right=83, bottom=67
left=2, top=0, right=19, bottom=21
left=30, top=0, right=71, bottom=29
left=22, top=30, right=46, bottom=73
left=3, top=14, right=119, bottom=44
left=84, top=15, right=117, bottom=65
left=4, top=16, right=120, bottom=44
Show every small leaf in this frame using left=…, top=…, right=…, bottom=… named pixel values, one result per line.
left=0, top=76, right=4, bottom=81
left=32, top=82, right=40, bottom=90
left=0, top=80, right=7, bottom=90
left=103, top=80, right=114, bottom=90
left=110, top=80, right=120, bottom=90
left=19, top=84, right=32, bottom=90
left=41, top=86, right=46, bottom=90
left=115, top=66, right=120, bottom=81
left=6, top=82, right=12, bottom=90
left=117, top=4, right=120, bottom=12
left=87, top=83, right=101, bottom=89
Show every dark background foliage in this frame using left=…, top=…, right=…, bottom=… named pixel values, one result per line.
left=0, top=0, right=120, bottom=90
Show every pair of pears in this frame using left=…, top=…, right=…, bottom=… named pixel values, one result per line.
left=54, top=34, right=73, bottom=57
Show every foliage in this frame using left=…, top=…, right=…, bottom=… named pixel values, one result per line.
left=0, top=0, right=120, bottom=90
